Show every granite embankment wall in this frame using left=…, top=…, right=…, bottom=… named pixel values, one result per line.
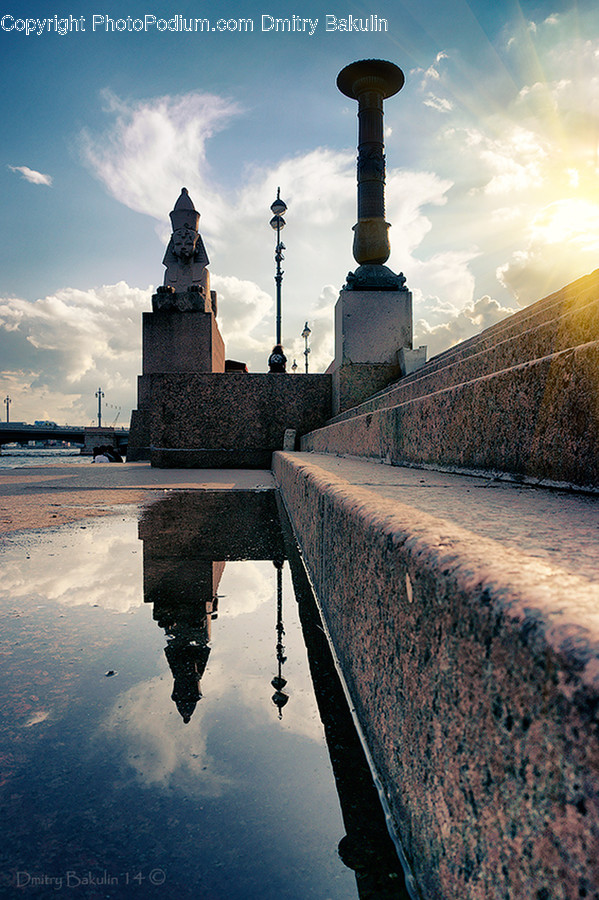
left=302, top=269, right=599, bottom=490
left=129, top=373, right=332, bottom=466
left=273, top=451, right=599, bottom=900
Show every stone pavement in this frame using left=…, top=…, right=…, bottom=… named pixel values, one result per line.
left=0, top=462, right=274, bottom=534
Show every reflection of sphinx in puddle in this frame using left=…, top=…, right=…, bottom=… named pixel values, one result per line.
left=160, top=574, right=221, bottom=724
left=165, top=634, right=210, bottom=724
left=139, top=490, right=408, bottom=894
left=138, top=491, right=287, bottom=723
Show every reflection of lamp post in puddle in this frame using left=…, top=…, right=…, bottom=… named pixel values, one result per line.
left=271, top=559, right=289, bottom=718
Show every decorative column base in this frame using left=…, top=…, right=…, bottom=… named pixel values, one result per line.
left=332, top=363, right=403, bottom=416
left=332, top=283, right=414, bottom=414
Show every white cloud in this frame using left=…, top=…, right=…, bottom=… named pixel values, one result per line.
left=410, top=249, right=478, bottom=310
left=2, top=517, right=143, bottom=612
left=424, top=94, right=453, bottom=113
left=8, top=165, right=52, bottom=186
left=413, top=52, right=450, bottom=90
left=211, top=274, right=273, bottom=363
left=454, top=125, right=547, bottom=196
left=80, top=89, right=243, bottom=235
left=414, top=294, right=519, bottom=358
left=386, top=168, right=453, bottom=264
left=0, top=282, right=150, bottom=423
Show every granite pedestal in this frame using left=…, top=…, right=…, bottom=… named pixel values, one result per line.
left=333, top=287, right=414, bottom=414
left=128, top=306, right=226, bottom=461
left=142, top=309, right=224, bottom=375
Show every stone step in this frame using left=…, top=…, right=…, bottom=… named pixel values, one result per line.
left=327, top=268, right=599, bottom=426
left=273, top=449, right=599, bottom=899
left=303, top=340, right=599, bottom=490
left=413, top=267, right=599, bottom=378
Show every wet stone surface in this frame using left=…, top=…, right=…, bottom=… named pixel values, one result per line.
left=0, top=490, right=407, bottom=899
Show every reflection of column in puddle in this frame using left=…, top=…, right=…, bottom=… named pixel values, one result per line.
left=271, top=559, right=289, bottom=718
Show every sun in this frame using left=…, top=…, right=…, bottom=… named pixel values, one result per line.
left=530, top=197, right=599, bottom=252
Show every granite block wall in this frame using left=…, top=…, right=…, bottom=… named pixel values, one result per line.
left=303, top=341, right=599, bottom=489
left=273, top=451, right=599, bottom=900
left=142, top=372, right=332, bottom=467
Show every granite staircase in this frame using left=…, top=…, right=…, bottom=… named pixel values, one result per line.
left=302, top=268, right=599, bottom=490
left=276, top=270, right=599, bottom=898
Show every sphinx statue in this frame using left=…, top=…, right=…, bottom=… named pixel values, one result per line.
left=154, top=188, right=215, bottom=313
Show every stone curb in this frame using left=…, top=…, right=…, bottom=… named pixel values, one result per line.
left=273, top=450, right=599, bottom=899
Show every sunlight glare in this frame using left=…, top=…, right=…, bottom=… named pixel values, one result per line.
left=530, top=198, right=599, bottom=251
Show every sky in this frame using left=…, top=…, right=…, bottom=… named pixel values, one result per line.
left=1, top=0, right=598, bottom=426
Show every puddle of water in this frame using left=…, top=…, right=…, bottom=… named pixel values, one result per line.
left=0, top=491, right=408, bottom=899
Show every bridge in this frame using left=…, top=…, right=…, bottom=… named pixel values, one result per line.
left=0, top=423, right=129, bottom=449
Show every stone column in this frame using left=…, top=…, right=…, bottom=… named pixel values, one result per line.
left=332, top=60, right=425, bottom=414
left=337, top=59, right=404, bottom=273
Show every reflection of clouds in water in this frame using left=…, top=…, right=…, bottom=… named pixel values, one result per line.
left=102, top=675, right=232, bottom=795
left=3, top=519, right=328, bottom=785
left=214, top=561, right=326, bottom=745
left=234, top=673, right=326, bottom=745
left=216, top=560, right=273, bottom=618
left=102, top=559, right=325, bottom=793
left=1, top=517, right=143, bottom=613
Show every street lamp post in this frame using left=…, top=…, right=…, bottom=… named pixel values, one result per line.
left=302, top=322, right=311, bottom=373
left=269, top=188, right=287, bottom=346
left=95, top=387, right=105, bottom=428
